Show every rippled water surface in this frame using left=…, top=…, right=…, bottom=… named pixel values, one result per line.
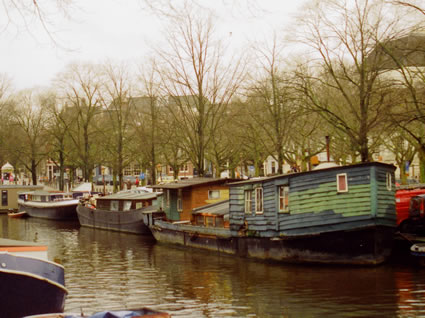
left=2, top=215, right=425, bottom=317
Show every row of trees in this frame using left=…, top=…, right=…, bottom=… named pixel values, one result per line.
left=1, top=0, right=425, bottom=190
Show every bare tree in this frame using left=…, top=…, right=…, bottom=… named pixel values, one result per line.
left=98, top=61, right=137, bottom=191
left=9, top=89, right=49, bottom=185
left=54, top=62, right=102, bottom=182
left=294, top=0, right=411, bottom=163
left=155, top=5, right=245, bottom=176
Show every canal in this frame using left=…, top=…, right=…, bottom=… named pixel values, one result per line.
left=1, top=215, right=425, bottom=317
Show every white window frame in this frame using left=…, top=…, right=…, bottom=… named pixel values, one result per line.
left=386, top=173, right=392, bottom=191
left=255, top=187, right=263, bottom=214
left=244, top=190, right=252, bottom=214
left=279, top=186, right=289, bottom=213
left=337, top=173, right=348, bottom=193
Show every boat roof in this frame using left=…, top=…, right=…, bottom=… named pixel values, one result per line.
left=150, top=177, right=237, bottom=190
left=192, top=199, right=229, bottom=216
left=97, top=190, right=160, bottom=201
left=230, top=161, right=396, bottom=186
left=0, top=238, right=46, bottom=248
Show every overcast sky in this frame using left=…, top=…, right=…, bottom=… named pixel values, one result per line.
left=0, top=0, right=307, bottom=91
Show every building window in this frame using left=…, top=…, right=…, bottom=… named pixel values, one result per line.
left=181, top=164, right=188, bottom=172
left=244, top=190, right=252, bottom=214
left=386, top=173, right=392, bottom=191
left=177, top=189, right=183, bottom=212
left=337, top=173, right=348, bottom=193
left=208, top=190, right=220, bottom=199
left=255, top=187, right=263, bottom=214
left=279, top=186, right=289, bottom=213
left=271, top=161, right=276, bottom=174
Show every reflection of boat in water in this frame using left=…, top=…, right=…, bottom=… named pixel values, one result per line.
left=77, top=189, right=163, bottom=234
left=18, top=190, right=79, bottom=220
left=0, top=238, right=68, bottom=318
left=24, top=308, right=170, bottom=318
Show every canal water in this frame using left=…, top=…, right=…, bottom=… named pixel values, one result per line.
left=1, top=215, right=425, bottom=318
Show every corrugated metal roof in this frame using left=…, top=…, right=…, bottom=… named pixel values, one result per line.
left=150, top=177, right=235, bottom=189
left=98, top=190, right=159, bottom=201
left=192, top=200, right=229, bottom=216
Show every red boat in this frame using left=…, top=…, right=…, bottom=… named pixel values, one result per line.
left=396, top=186, right=425, bottom=226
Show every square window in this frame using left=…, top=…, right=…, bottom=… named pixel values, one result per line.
left=208, top=190, right=220, bottom=199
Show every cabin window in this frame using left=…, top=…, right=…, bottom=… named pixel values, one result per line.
left=195, top=214, right=204, bottom=225
left=1, top=190, right=7, bottom=206
left=208, top=190, right=220, bottom=200
left=123, top=201, right=132, bottom=211
left=255, top=187, right=263, bottom=214
left=206, top=216, right=214, bottom=227
left=386, top=173, right=392, bottom=191
left=244, top=190, right=252, bottom=214
left=215, top=217, right=224, bottom=227
left=337, top=174, right=348, bottom=193
left=110, top=201, right=119, bottom=211
left=279, top=186, right=289, bottom=213
left=177, top=189, right=183, bottom=212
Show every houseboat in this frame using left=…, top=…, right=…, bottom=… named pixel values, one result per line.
left=150, top=163, right=397, bottom=265
left=76, top=189, right=163, bottom=234
left=0, top=238, right=68, bottom=318
left=18, top=190, right=79, bottom=220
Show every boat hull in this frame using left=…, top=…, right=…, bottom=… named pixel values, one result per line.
left=150, top=221, right=395, bottom=265
left=0, top=253, right=67, bottom=318
left=19, top=201, right=78, bottom=220
left=77, top=204, right=151, bottom=234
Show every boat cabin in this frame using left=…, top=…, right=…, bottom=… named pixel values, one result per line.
left=150, top=178, right=236, bottom=221
left=19, top=191, right=74, bottom=203
left=94, top=190, right=162, bottom=212
left=228, top=162, right=396, bottom=237
left=0, top=185, right=42, bottom=212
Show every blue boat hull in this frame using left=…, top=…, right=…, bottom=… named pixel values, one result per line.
left=0, top=253, right=67, bottom=318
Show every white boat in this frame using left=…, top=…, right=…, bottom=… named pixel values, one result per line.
left=18, top=190, right=79, bottom=220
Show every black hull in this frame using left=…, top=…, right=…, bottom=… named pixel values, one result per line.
left=151, top=223, right=395, bottom=265
left=77, top=205, right=151, bottom=234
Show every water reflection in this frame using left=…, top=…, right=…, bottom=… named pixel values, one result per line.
left=1, top=215, right=425, bottom=317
